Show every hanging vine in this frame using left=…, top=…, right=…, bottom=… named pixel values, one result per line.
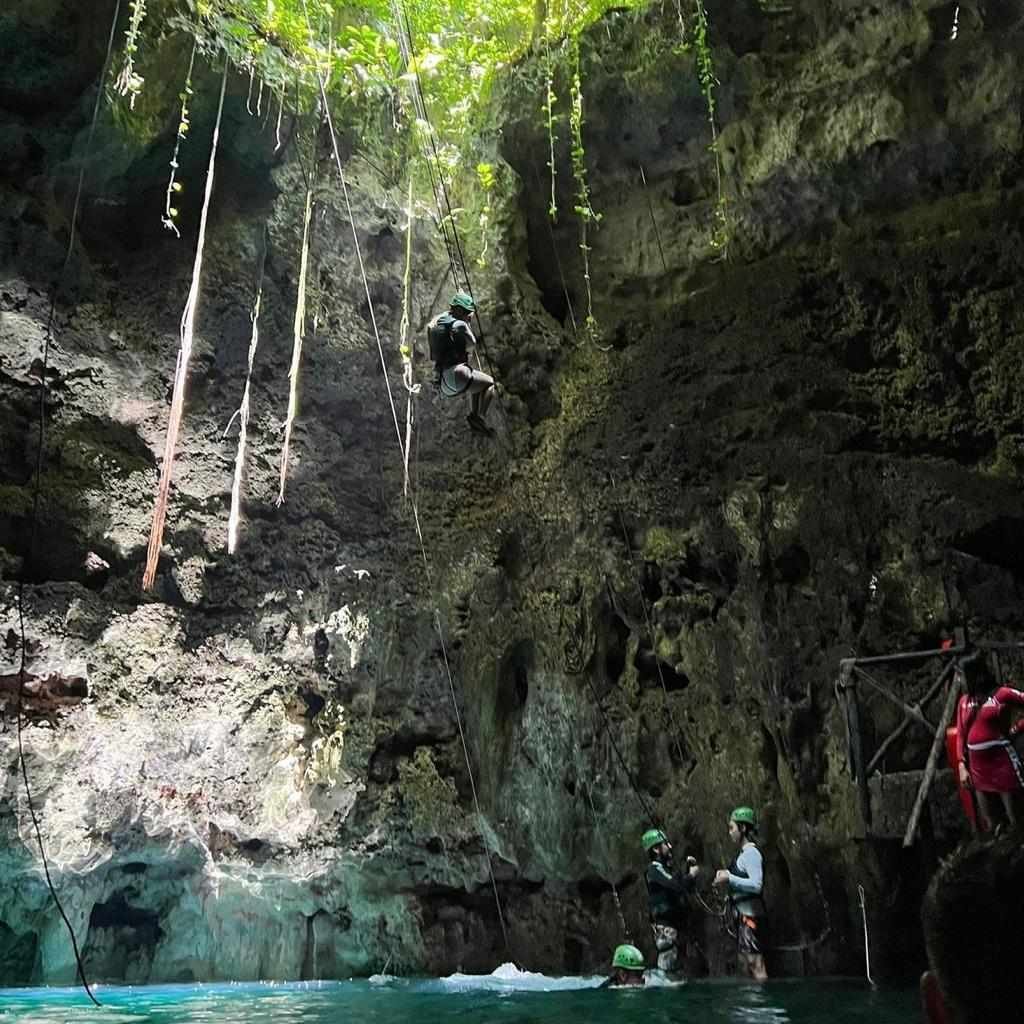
left=143, top=59, right=229, bottom=591
left=161, top=41, right=197, bottom=237
left=568, top=39, right=603, bottom=346
left=113, top=0, right=147, bottom=109
left=692, top=0, right=729, bottom=256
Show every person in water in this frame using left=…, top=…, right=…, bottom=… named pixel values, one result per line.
left=642, top=828, right=699, bottom=979
left=921, top=835, right=1024, bottom=1023
left=713, top=806, right=767, bottom=981
left=954, top=651, right=1024, bottom=832
left=602, top=944, right=646, bottom=988
left=427, top=292, right=497, bottom=436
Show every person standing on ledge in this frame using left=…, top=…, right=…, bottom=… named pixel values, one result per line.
left=955, top=651, right=1024, bottom=833
left=642, top=828, right=700, bottom=980
left=427, top=292, right=497, bottom=436
left=714, top=806, right=768, bottom=981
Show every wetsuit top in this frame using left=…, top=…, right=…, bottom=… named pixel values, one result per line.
left=645, top=859, right=695, bottom=926
left=956, top=687, right=1024, bottom=762
left=726, top=842, right=764, bottom=918
left=428, top=313, right=474, bottom=371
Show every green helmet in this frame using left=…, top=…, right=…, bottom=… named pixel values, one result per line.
left=611, top=944, right=645, bottom=971
left=450, top=291, right=475, bottom=313
left=641, top=829, right=668, bottom=851
left=730, top=806, right=757, bottom=828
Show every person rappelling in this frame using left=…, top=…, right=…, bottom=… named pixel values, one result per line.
left=641, top=828, right=700, bottom=981
left=427, top=292, right=497, bottom=436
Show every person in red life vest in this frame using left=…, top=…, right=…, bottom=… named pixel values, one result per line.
left=955, top=651, right=1024, bottom=832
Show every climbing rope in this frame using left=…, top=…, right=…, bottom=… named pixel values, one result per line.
left=395, top=2, right=503, bottom=390
left=300, top=0, right=512, bottom=959
left=12, top=0, right=125, bottom=1004
left=581, top=669, right=661, bottom=827
left=638, top=164, right=668, bottom=274
left=582, top=780, right=630, bottom=939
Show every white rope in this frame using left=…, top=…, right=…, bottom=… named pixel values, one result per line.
left=858, top=884, right=875, bottom=986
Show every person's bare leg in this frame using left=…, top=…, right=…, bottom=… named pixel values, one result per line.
left=467, top=373, right=495, bottom=419
left=976, top=790, right=997, bottom=832
left=1000, top=790, right=1024, bottom=831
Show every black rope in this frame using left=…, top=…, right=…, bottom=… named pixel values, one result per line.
left=530, top=157, right=579, bottom=337
left=639, top=164, right=668, bottom=274
left=582, top=671, right=661, bottom=828
left=11, top=0, right=125, bottom=1005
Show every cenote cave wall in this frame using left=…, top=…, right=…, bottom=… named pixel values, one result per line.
left=2, top=0, right=1023, bottom=987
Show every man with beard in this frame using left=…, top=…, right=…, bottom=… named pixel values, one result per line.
left=642, top=829, right=700, bottom=980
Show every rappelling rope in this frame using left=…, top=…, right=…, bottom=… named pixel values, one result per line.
left=395, top=2, right=503, bottom=393
left=389, top=0, right=461, bottom=292
left=299, top=0, right=512, bottom=959
left=12, top=0, right=126, bottom=1005
left=582, top=780, right=630, bottom=939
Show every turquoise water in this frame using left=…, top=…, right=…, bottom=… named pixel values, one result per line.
left=0, top=977, right=918, bottom=1023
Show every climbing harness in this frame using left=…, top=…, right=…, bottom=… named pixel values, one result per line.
left=12, top=0, right=126, bottom=1003
left=299, top=0, right=512, bottom=959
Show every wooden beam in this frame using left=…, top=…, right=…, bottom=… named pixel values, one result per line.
left=854, top=666, right=935, bottom=731
left=902, top=673, right=961, bottom=848
left=865, top=661, right=954, bottom=777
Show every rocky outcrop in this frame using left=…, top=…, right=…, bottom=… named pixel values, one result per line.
left=2, top=0, right=1023, bottom=986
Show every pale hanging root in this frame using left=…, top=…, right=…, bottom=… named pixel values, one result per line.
left=400, top=174, right=417, bottom=500
left=276, top=183, right=314, bottom=507
left=162, top=40, right=197, bottom=237
left=274, top=90, right=284, bottom=151
left=246, top=64, right=256, bottom=115
left=227, top=226, right=268, bottom=553
left=143, top=61, right=229, bottom=591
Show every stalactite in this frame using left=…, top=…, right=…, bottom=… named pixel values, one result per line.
left=276, top=182, right=315, bottom=507
left=226, top=228, right=268, bottom=554
left=142, top=61, right=228, bottom=592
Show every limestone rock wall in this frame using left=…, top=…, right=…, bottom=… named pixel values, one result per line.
left=1, top=0, right=1023, bottom=986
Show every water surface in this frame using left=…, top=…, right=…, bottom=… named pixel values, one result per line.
left=0, top=975, right=919, bottom=1023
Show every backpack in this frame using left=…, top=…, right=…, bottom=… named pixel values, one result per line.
left=427, top=313, right=467, bottom=370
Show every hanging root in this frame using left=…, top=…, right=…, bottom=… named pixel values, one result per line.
left=162, top=40, right=197, bottom=236
left=276, top=183, right=314, bottom=508
left=227, top=228, right=268, bottom=553
left=400, top=174, right=418, bottom=499
left=143, top=62, right=228, bottom=591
